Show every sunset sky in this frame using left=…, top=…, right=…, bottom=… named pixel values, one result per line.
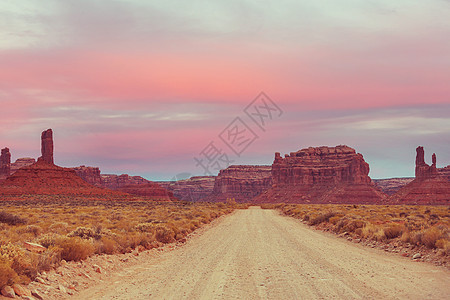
left=1, top=0, right=449, bottom=180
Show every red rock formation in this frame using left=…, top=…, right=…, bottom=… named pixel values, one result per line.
left=38, top=129, right=54, bottom=164
left=10, top=158, right=36, bottom=174
left=101, top=173, right=176, bottom=200
left=0, top=147, right=11, bottom=179
left=202, top=166, right=272, bottom=203
left=388, top=147, right=450, bottom=205
left=254, top=145, right=385, bottom=204
left=0, top=160, right=123, bottom=196
left=101, top=174, right=149, bottom=189
left=159, top=176, right=216, bottom=202
left=72, top=166, right=103, bottom=187
left=438, top=166, right=450, bottom=181
left=415, top=146, right=438, bottom=180
left=117, top=182, right=176, bottom=201
left=373, top=178, right=414, bottom=195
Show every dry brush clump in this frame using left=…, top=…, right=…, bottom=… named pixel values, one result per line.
left=263, top=203, right=450, bottom=255
left=0, top=198, right=236, bottom=288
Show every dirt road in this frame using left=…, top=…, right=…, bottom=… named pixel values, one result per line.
left=79, top=207, right=449, bottom=299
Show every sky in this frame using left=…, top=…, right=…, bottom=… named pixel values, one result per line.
left=0, top=0, right=449, bottom=180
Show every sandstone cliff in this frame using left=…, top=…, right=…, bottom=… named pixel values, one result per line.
left=11, top=158, right=36, bottom=174
left=254, top=145, right=385, bottom=204
left=159, top=176, right=216, bottom=202
left=72, top=166, right=103, bottom=187
left=202, top=165, right=272, bottom=203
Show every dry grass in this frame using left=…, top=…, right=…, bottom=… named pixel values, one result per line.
left=0, top=197, right=238, bottom=288
left=262, top=203, right=449, bottom=253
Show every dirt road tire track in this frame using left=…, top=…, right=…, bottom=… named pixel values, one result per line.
left=78, top=207, right=450, bottom=299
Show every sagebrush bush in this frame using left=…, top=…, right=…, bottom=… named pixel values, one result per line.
left=0, top=258, right=18, bottom=288
left=422, top=227, right=443, bottom=248
left=68, top=227, right=101, bottom=240
left=308, top=212, right=336, bottom=226
left=0, top=211, right=27, bottom=225
left=53, top=236, right=96, bottom=261
left=155, top=225, right=175, bottom=243
left=384, top=225, right=404, bottom=239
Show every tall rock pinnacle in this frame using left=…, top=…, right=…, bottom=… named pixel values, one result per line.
left=0, top=147, right=11, bottom=178
left=39, top=129, right=54, bottom=164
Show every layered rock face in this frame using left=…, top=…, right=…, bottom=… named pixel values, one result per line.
left=254, top=145, right=385, bottom=204
left=0, top=148, right=11, bottom=179
left=72, top=166, right=103, bottom=187
left=101, top=174, right=149, bottom=189
left=100, top=174, right=176, bottom=200
left=373, top=178, right=414, bottom=195
left=438, top=166, right=450, bottom=181
left=118, top=182, right=176, bottom=201
left=38, top=129, right=54, bottom=164
left=159, top=176, right=216, bottom=202
left=202, top=166, right=272, bottom=203
left=389, top=146, right=450, bottom=205
left=10, top=158, right=36, bottom=174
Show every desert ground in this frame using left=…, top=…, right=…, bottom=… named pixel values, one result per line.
left=75, top=207, right=449, bottom=300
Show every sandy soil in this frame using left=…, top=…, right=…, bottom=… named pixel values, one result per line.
left=76, top=207, right=450, bottom=299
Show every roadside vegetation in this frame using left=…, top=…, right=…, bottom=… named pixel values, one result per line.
left=0, top=197, right=240, bottom=288
left=262, top=204, right=450, bottom=257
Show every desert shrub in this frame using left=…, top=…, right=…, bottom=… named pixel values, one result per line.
left=98, top=237, right=118, bottom=255
left=384, top=224, right=404, bottom=239
left=0, top=211, right=26, bottom=225
left=35, top=233, right=61, bottom=248
left=329, top=216, right=342, bottom=225
left=68, top=227, right=101, bottom=240
left=0, top=258, right=18, bottom=288
left=19, top=225, right=43, bottom=237
left=422, top=227, right=444, bottom=248
left=49, top=222, right=68, bottom=234
left=134, top=223, right=155, bottom=233
left=154, top=225, right=175, bottom=243
left=400, top=231, right=412, bottom=243
left=309, top=212, right=336, bottom=226
left=53, top=237, right=95, bottom=261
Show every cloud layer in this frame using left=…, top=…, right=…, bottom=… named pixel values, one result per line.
left=1, top=0, right=449, bottom=179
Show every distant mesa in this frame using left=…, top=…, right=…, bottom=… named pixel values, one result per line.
left=388, top=146, right=450, bottom=205
left=72, top=166, right=103, bottom=187
left=10, top=158, right=36, bottom=174
left=373, top=178, right=414, bottom=195
left=159, top=176, right=216, bottom=202
left=201, top=165, right=272, bottom=203
left=253, top=145, right=386, bottom=204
